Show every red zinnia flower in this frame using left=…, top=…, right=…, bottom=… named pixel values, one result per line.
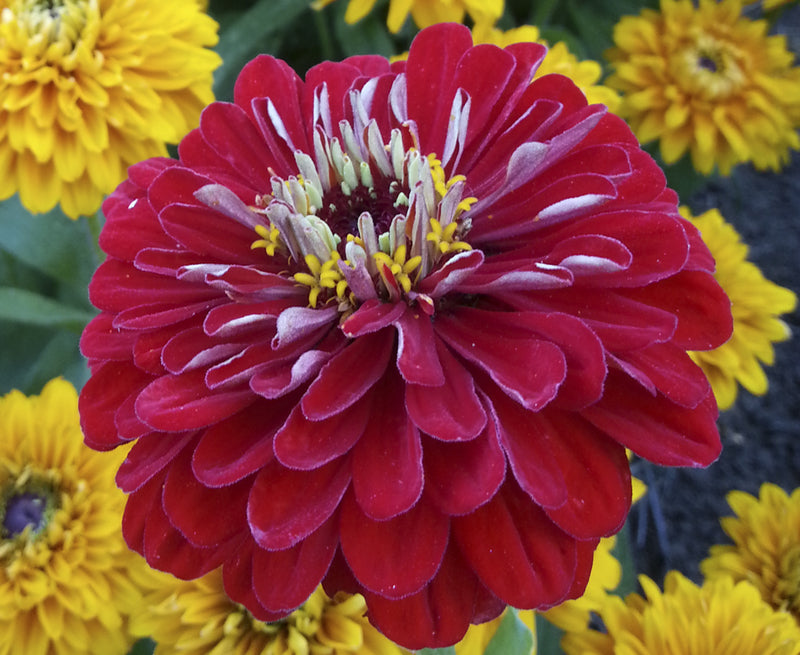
left=79, top=23, right=732, bottom=649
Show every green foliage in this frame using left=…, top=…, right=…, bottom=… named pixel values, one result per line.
left=485, top=609, right=534, bottom=655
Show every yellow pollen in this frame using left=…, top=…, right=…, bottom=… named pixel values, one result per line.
left=374, top=245, right=421, bottom=295
left=251, top=224, right=284, bottom=257
left=293, top=252, right=350, bottom=308
left=426, top=218, right=473, bottom=255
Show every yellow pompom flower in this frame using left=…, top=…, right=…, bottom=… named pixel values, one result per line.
left=561, top=571, right=800, bottom=655
left=681, top=206, right=796, bottom=410
left=0, top=378, right=167, bottom=655
left=605, top=0, right=800, bottom=175
left=702, top=483, right=800, bottom=623
left=311, top=0, right=503, bottom=34
left=471, top=23, right=621, bottom=113
left=0, top=0, right=221, bottom=218
left=130, top=570, right=409, bottom=655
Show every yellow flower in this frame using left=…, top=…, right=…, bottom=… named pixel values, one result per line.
left=130, top=570, right=408, bottom=655
left=311, top=0, right=503, bottom=33
left=0, top=0, right=221, bottom=218
left=681, top=206, right=796, bottom=410
left=562, top=571, right=800, bottom=655
left=605, top=0, right=800, bottom=175
left=471, top=23, right=621, bottom=113
left=0, top=378, right=166, bottom=655
left=702, top=483, right=800, bottom=623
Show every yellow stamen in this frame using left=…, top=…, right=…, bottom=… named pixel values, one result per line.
left=426, top=218, right=473, bottom=255
left=251, top=224, right=284, bottom=257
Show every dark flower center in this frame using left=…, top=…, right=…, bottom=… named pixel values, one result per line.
left=2, top=491, right=47, bottom=537
left=697, top=55, right=718, bottom=73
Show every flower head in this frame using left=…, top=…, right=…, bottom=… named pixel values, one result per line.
left=79, top=23, right=731, bottom=649
left=605, top=0, right=800, bottom=175
left=471, top=23, right=622, bottom=113
left=0, top=378, right=165, bottom=655
left=682, top=207, right=796, bottom=410
left=131, top=571, right=407, bottom=655
left=0, top=0, right=220, bottom=218
left=312, top=0, right=502, bottom=33
left=562, top=571, right=800, bottom=654
left=702, top=483, right=800, bottom=622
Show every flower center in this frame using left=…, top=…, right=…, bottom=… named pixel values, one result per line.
left=677, top=32, right=745, bottom=99
left=0, top=472, right=58, bottom=543
left=4, top=0, right=92, bottom=52
left=251, top=120, right=476, bottom=312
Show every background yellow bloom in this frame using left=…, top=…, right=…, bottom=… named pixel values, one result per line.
left=0, top=0, right=221, bottom=218
left=606, top=0, right=800, bottom=175
left=682, top=206, right=796, bottom=410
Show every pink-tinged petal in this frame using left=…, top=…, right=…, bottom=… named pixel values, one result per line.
left=418, top=249, right=484, bottom=298
left=506, top=288, right=677, bottom=352
left=544, top=234, right=632, bottom=277
left=163, top=442, right=250, bottom=547
left=194, top=183, right=263, bottom=231
left=582, top=369, right=721, bottom=467
left=80, top=312, right=136, bottom=361
left=117, top=431, right=196, bottom=493
left=453, top=483, right=577, bottom=608
left=629, top=270, right=733, bottom=350
left=136, top=370, right=253, bottom=431
left=273, top=305, right=340, bottom=348
left=406, top=23, right=474, bottom=154
left=191, top=400, right=285, bottom=487
left=162, top=326, right=244, bottom=374
left=340, top=491, right=448, bottom=599
left=114, top=297, right=222, bottom=331
left=455, top=260, right=573, bottom=295
left=405, top=337, right=486, bottom=441
left=437, top=308, right=566, bottom=411
left=251, top=516, right=338, bottom=611
left=204, top=342, right=282, bottom=389
left=485, top=386, right=567, bottom=509
left=393, top=305, right=444, bottom=386
left=248, top=458, right=350, bottom=550
left=363, top=545, right=486, bottom=650
left=423, top=417, right=506, bottom=516
left=615, top=342, right=710, bottom=408
left=250, top=349, right=332, bottom=399
left=274, top=391, right=370, bottom=470
left=204, top=266, right=301, bottom=299
left=352, top=372, right=423, bottom=519
left=536, top=411, right=631, bottom=538
left=341, top=299, right=405, bottom=338
left=301, top=330, right=393, bottom=420
left=302, top=61, right=368, bottom=133
left=203, top=299, right=294, bottom=338
left=79, top=361, right=150, bottom=450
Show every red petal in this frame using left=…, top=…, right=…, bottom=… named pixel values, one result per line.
left=340, top=492, right=448, bottom=599
left=405, top=337, right=487, bottom=441
left=423, top=419, right=506, bottom=516
left=301, top=330, right=393, bottom=420
left=251, top=516, right=338, bottom=611
left=273, top=392, right=370, bottom=470
left=363, top=544, right=484, bottom=650
left=437, top=308, right=566, bottom=411
left=352, top=372, right=423, bottom=519
left=135, top=370, right=253, bottom=431
left=582, top=369, right=721, bottom=467
left=163, top=442, right=250, bottom=547
left=222, top=540, right=282, bottom=622
left=191, top=400, right=284, bottom=486
left=247, top=458, right=350, bottom=550
left=80, top=312, right=136, bottom=361
left=453, top=483, right=577, bottom=608
left=162, top=325, right=244, bottom=374
left=117, top=431, right=195, bottom=493
left=393, top=306, right=444, bottom=386
left=341, top=298, right=405, bottom=338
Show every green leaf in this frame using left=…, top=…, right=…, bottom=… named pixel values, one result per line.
left=213, top=0, right=312, bottom=101
left=417, top=648, right=456, bottom=655
left=0, top=196, right=100, bottom=296
left=127, top=639, right=156, bottom=655
left=485, top=608, right=534, bottom=655
left=534, top=613, right=564, bottom=655
left=331, top=5, right=397, bottom=59
left=0, top=287, right=95, bottom=331
left=611, top=521, right=638, bottom=597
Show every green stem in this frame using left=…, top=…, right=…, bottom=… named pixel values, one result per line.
left=314, top=7, right=336, bottom=62
left=85, top=211, right=105, bottom=265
